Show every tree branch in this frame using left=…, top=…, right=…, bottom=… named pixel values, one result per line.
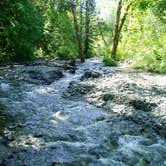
left=118, top=2, right=133, bottom=33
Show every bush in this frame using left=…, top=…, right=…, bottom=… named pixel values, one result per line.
left=118, top=9, right=166, bottom=74
left=101, top=46, right=118, bottom=66
left=133, top=54, right=160, bottom=72
left=133, top=54, right=166, bottom=74
left=103, top=55, right=117, bottom=66
left=158, top=60, right=166, bottom=73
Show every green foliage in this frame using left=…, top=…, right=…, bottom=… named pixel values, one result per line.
left=103, top=55, right=117, bottom=66
left=118, top=6, right=166, bottom=74
left=1, top=0, right=165, bottom=71
left=97, top=20, right=114, bottom=45
left=103, top=47, right=117, bottom=66
left=134, top=0, right=152, bottom=10
left=133, top=53, right=166, bottom=74
left=36, top=0, right=98, bottom=60
left=153, top=0, right=166, bottom=23
left=0, top=0, right=44, bottom=62
left=0, top=0, right=99, bottom=63
left=38, top=9, right=78, bottom=59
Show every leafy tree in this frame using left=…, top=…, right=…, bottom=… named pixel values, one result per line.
left=0, top=0, right=98, bottom=63
left=153, top=0, right=166, bottom=23
left=118, top=0, right=166, bottom=73
left=0, top=0, right=44, bottom=62
left=37, top=0, right=78, bottom=60
left=54, top=0, right=97, bottom=62
left=111, top=0, right=133, bottom=59
left=84, top=0, right=96, bottom=58
left=70, top=1, right=85, bottom=62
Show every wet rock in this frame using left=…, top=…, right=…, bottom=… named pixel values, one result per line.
left=153, top=124, right=166, bottom=138
left=27, top=69, right=63, bottom=84
left=66, top=82, right=94, bottom=97
left=69, top=59, right=76, bottom=67
left=80, top=71, right=101, bottom=81
left=23, top=57, right=49, bottom=66
left=0, top=66, right=63, bottom=84
left=118, top=82, right=145, bottom=93
left=102, top=93, right=115, bottom=101
left=128, top=99, right=158, bottom=112
left=69, top=68, right=76, bottom=74
left=62, top=60, right=77, bottom=74
left=96, top=115, right=106, bottom=122
left=102, top=93, right=128, bottom=105
left=101, top=92, right=158, bottom=112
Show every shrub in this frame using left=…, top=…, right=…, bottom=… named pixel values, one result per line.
left=118, top=9, right=166, bottom=74
left=103, top=55, right=117, bottom=66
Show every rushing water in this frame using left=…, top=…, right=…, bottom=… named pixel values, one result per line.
left=0, top=58, right=166, bottom=166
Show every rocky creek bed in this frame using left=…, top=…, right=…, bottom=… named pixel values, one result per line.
left=0, top=58, right=166, bottom=166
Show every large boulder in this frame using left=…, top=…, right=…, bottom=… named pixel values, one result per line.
left=26, top=68, right=63, bottom=85
left=64, top=81, right=94, bottom=98
left=128, top=99, right=158, bottom=112
left=0, top=66, right=63, bottom=85
left=80, top=70, right=102, bottom=81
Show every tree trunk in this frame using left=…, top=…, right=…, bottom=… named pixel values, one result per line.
left=80, top=3, right=83, bottom=45
left=118, top=2, right=133, bottom=34
left=112, top=0, right=122, bottom=59
left=100, top=30, right=108, bottom=46
left=71, top=4, right=84, bottom=63
left=112, top=0, right=132, bottom=59
left=84, top=0, right=90, bottom=58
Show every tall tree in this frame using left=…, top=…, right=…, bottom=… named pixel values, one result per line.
left=70, top=1, right=84, bottom=62
left=112, top=0, right=133, bottom=59
left=84, top=0, right=96, bottom=58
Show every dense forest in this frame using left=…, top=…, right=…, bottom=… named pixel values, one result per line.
left=0, top=0, right=166, bottom=73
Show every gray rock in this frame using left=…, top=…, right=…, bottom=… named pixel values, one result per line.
left=66, top=82, right=94, bottom=97
left=0, top=66, right=64, bottom=85
left=80, top=71, right=101, bottom=81
left=128, top=99, right=158, bottom=112
left=26, top=69, right=63, bottom=84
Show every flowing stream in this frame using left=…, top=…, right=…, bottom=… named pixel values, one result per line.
left=0, top=58, right=166, bottom=166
